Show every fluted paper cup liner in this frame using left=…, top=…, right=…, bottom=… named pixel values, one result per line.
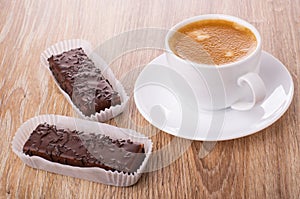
left=12, top=115, right=152, bottom=186
left=40, top=39, right=129, bottom=122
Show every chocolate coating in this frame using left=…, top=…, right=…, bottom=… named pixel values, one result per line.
left=47, top=48, right=121, bottom=116
left=23, top=123, right=146, bottom=173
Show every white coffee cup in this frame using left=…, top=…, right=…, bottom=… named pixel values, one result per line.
left=165, top=14, right=266, bottom=111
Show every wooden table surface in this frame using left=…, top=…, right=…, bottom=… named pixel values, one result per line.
left=1, top=0, right=299, bottom=198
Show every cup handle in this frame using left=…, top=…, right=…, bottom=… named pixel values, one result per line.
left=231, top=72, right=266, bottom=111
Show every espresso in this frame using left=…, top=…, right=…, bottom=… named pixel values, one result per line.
left=169, top=19, right=257, bottom=65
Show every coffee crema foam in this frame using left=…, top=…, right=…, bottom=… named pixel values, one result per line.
left=169, top=19, right=257, bottom=65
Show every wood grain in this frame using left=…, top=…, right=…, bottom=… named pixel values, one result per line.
left=0, top=0, right=299, bottom=198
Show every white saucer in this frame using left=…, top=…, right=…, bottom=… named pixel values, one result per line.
left=134, top=51, right=294, bottom=141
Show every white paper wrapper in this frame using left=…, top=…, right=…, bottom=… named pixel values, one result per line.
left=40, top=39, right=129, bottom=122
left=12, top=115, right=152, bottom=186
